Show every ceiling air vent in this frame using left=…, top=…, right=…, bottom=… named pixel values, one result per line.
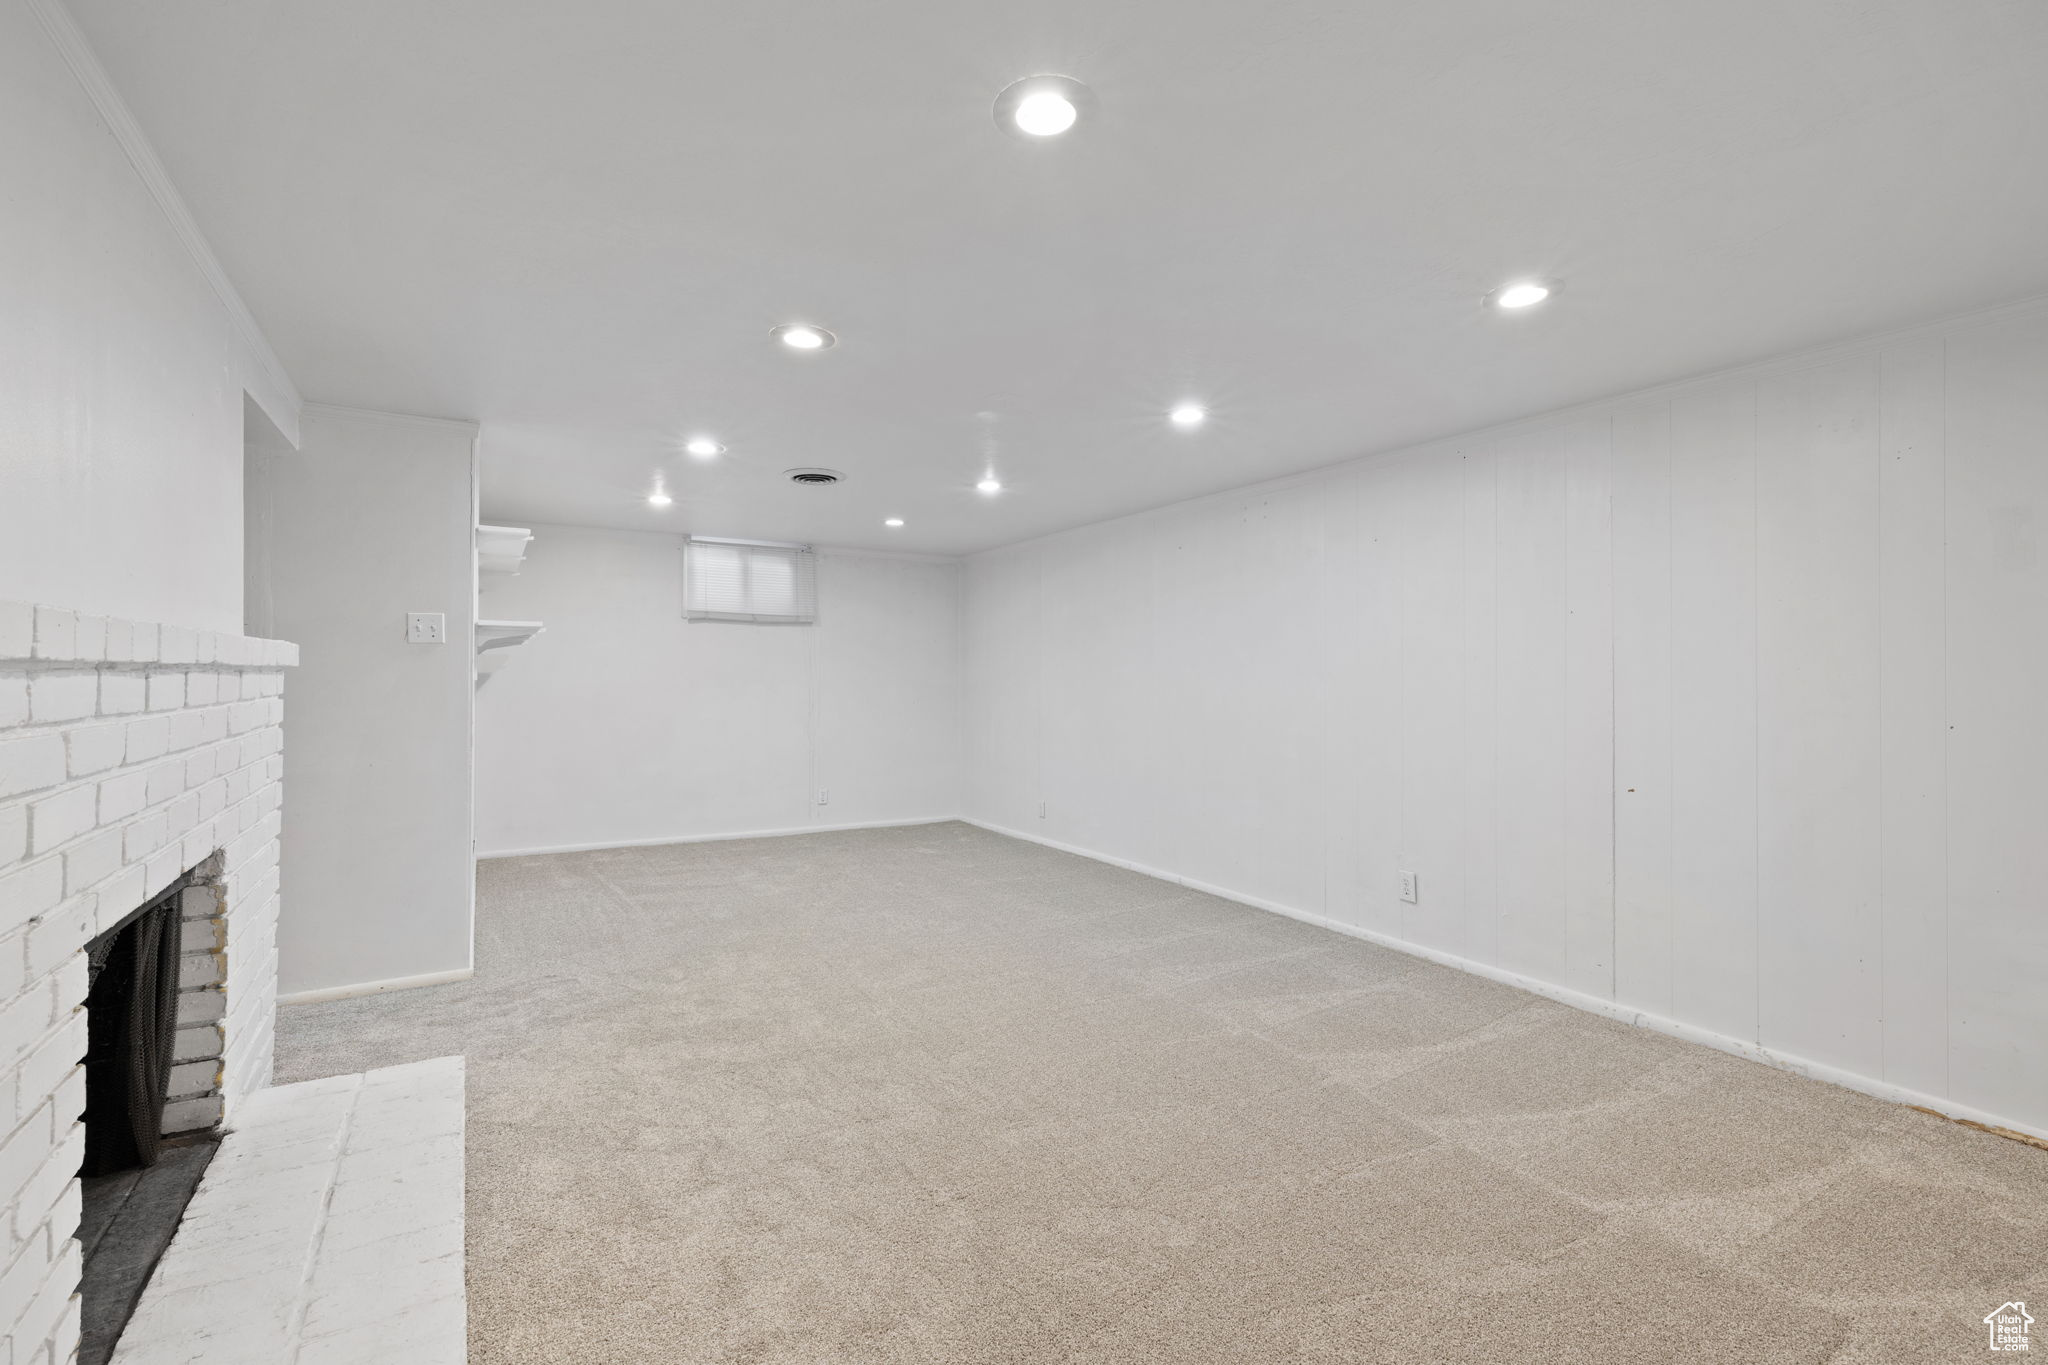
left=785, top=468, right=843, bottom=485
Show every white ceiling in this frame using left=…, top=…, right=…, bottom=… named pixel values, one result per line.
left=69, top=0, right=2048, bottom=555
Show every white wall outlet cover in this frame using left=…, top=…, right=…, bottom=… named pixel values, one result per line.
left=816, top=788, right=829, bottom=805
left=1038, top=801, right=1047, bottom=818
left=1399, top=870, right=1418, bottom=904
left=406, top=612, right=446, bottom=644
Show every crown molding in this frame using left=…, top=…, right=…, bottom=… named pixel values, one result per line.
left=27, top=0, right=303, bottom=442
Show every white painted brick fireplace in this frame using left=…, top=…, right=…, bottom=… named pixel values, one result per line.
left=0, top=599, right=295, bottom=1364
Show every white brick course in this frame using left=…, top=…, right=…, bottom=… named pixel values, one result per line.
left=142, top=759, right=183, bottom=807
left=0, top=609, right=29, bottom=662
left=10, top=1032, right=81, bottom=1135
left=24, top=906, right=95, bottom=981
left=27, top=789, right=95, bottom=858
left=69, top=618, right=105, bottom=665
left=97, top=770, right=148, bottom=825
left=0, top=738, right=66, bottom=801
left=29, top=612, right=74, bottom=662
left=98, top=672, right=144, bottom=716
left=62, top=830, right=122, bottom=897
left=0, top=807, right=24, bottom=869
left=0, top=863, right=63, bottom=935
left=26, top=675, right=96, bottom=727
left=172, top=1024, right=222, bottom=1065
left=144, top=672, right=186, bottom=713
left=0, top=601, right=296, bottom=1365
left=65, top=722, right=126, bottom=779
left=123, top=715, right=170, bottom=765
left=14, top=1127, right=82, bottom=1249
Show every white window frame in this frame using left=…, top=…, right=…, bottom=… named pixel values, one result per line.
left=682, top=536, right=818, bottom=624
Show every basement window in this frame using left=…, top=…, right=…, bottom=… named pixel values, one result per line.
left=683, top=537, right=818, bottom=623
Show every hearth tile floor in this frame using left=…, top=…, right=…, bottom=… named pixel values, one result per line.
left=79, top=1138, right=218, bottom=1365
left=109, top=1056, right=465, bottom=1365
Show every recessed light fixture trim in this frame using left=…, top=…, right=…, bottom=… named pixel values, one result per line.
left=772, top=323, right=837, bottom=351
left=884, top=518, right=905, bottom=528
left=1169, top=403, right=1207, bottom=429
left=1015, top=91, right=1077, bottom=136
left=1487, top=280, right=1555, bottom=310
left=647, top=491, right=673, bottom=508
left=684, top=437, right=725, bottom=458
left=993, top=75, right=1094, bottom=140
left=976, top=477, right=1003, bottom=494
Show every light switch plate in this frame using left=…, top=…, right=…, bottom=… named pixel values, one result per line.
left=406, top=612, right=446, bottom=644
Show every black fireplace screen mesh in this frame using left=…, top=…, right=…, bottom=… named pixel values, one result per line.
left=81, top=877, right=188, bottom=1176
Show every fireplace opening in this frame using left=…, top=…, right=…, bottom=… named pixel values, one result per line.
left=77, top=874, right=222, bottom=1365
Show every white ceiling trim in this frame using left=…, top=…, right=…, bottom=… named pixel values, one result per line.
left=29, top=0, right=303, bottom=443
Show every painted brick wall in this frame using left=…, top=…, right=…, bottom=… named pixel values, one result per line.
left=0, top=600, right=295, bottom=1365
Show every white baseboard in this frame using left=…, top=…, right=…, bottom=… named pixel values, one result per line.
left=279, top=966, right=474, bottom=1006
left=476, top=815, right=958, bottom=860
left=963, top=817, right=2048, bottom=1146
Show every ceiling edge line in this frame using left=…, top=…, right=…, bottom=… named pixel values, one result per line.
left=968, top=287, right=2048, bottom=563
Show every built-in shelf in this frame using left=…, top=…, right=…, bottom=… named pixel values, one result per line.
left=476, top=619, right=544, bottom=653
left=476, top=525, right=534, bottom=577
left=475, top=619, right=544, bottom=682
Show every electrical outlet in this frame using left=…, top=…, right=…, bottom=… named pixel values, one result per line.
left=1399, top=870, right=1418, bottom=904
left=406, top=612, right=445, bottom=644
left=816, top=788, right=829, bottom=806
left=1038, top=801, right=1047, bottom=819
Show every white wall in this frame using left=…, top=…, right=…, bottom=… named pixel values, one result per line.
left=964, top=298, right=2048, bottom=1140
left=0, top=0, right=294, bottom=633
left=246, top=407, right=477, bottom=997
left=0, top=13, right=305, bottom=1360
left=474, top=524, right=961, bottom=856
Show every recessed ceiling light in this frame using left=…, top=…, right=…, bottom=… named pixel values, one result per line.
left=976, top=478, right=1002, bottom=495
left=884, top=517, right=905, bottom=528
left=647, top=491, right=673, bottom=508
left=1015, top=92, right=1077, bottom=136
left=684, top=437, right=725, bottom=458
left=772, top=323, right=836, bottom=351
left=993, top=75, right=1093, bottom=140
left=1489, top=281, right=1553, bottom=310
left=1169, top=403, right=1207, bottom=429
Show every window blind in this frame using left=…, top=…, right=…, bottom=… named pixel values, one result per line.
left=683, top=537, right=817, bottom=623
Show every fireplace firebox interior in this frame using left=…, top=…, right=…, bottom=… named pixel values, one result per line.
left=77, top=874, right=220, bottom=1365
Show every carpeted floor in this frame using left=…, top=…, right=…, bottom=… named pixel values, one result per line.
left=274, top=822, right=2047, bottom=1363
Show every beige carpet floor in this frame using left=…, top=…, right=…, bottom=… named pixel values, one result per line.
left=274, top=822, right=2047, bottom=1363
